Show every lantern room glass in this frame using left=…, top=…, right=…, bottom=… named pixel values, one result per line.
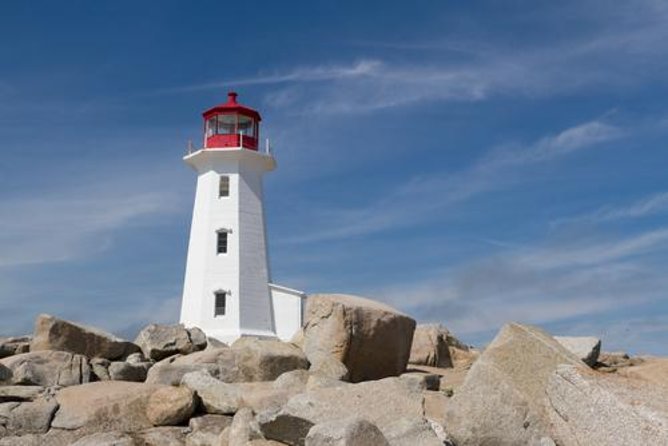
left=238, top=115, right=256, bottom=138
left=206, top=114, right=257, bottom=138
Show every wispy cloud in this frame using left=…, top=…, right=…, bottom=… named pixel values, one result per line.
left=0, top=169, right=186, bottom=267
left=284, top=118, right=623, bottom=243
left=159, top=1, right=668, bottom=114
left=369, top=226, right=668, bottom=347
left=554, top=191, right=668, bottom=226
left=154, top=60, right=382, bottom=94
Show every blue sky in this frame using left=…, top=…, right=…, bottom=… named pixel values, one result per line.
left=2, top=0, right=668, bottom=355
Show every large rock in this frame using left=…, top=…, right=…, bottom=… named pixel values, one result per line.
left=31, top=314, right=140, bottom=360
left=181, top=370, right=242, bottom=414
left=134, top=323, right=207, bottom=361
left=277, top=377, right=423, bottom=438
left=108, top=361, right=150, bottom=382
left=51, top=381, right=184, bottom=433
left=90, top=357, right=111, bottom=380
left=0, top=386, right=46, bottom=402
left=0, top=428, right=83, bottom=446
left=70, top=432, right=136, bottom=446
left=0, top=399, right=59, bottom=436
left=308, top=356, right=349, bottom=381
left=303, top=294, right=416, bottom=382
left=382, top=417, right=444, bottom=446
left=408, top=324, right=453, bottom=368
left=554, top=336, right=601, bottom=367
left=0, top=350, right=91, bottom=386
left=305, top=417, right=389, bottom=446
left=148, top=342, right=307, bottom=385
left=257, top=410, right=315, bottom=446
left=231, top=337, right=309, bottom=382
left=445, top=323, right=582, bottom=446
left=227, top=407, right=264, bottom=446
left=615, top=356, right=668, bottom=385
left=0, top=336, right=31, bottom=359
left=237, top=381, right=295, bottom=414
left=186, top=414, right=233, bottom=446
left=145, top=348, right=228, bottom=385
left=138, top=426, right=189, bottom=445
left=146, top=385, right=196, bottom=426
left=399, top=372, right=440, bottom=391
left=273, top=370, right=310, bottom=394
left=547, top=364, right=668, bottom=445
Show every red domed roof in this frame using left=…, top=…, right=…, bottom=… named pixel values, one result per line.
left=202, top=92, right=261, bottom=121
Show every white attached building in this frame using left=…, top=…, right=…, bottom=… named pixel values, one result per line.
left=180, top=92, right=305, bottom=344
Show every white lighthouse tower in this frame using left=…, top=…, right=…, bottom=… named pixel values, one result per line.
left=180, top=92, right=304, bottom=344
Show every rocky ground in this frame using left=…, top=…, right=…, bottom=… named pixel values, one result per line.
left=0, top=293, right=666, bottom=445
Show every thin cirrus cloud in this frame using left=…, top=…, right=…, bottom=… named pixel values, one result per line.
left=154, top=60, right=382, bottom=94
left=370, top=224, right=668, bottom=342
left=159, top=1, right=668, bottom=115
left=282, top=118, right=624, bottom=244
left=553, top=191, right=668, bottom=226
left=0, top=169, right=186, bottom=268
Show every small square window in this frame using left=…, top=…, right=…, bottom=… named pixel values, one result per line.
left=214, top=291, right=227, bottom=316
left=217, top=231, right=228, bottom=254
left=219, top=176, right=230, bottom=197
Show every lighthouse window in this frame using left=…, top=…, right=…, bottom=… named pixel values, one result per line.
left=238, top=115, right=256, bottom=138
left=219, top=176, right=230, bottom=197
left=206, top=118, right=216, bottom=137
left=216, top=231, right=228, bottom=254
left=216, top=114, right=236, bottom=135
left=214, top=291, right=227, bottom=316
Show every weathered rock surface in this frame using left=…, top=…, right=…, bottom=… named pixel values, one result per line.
left=31, top=314, right=140, bottom=360
left=615, top=356, right=668, bottom=386
left=0, top=350, right=91, bottom=386
left=227, top=407, right=263, bottom=446
left=382, top=418, right=444, bottom=446
left=423, top=390, right=449, bottom=427
left=305, top=417, right=389, bottom=446
left=257, top=410, right=315, bottom=445
left=0, top=337, right=30, bottom=359
left=149, top=341, right=308, bottom=386
left=303, top=294, right=416, bottom=382
left=186, top=414, right=233, bottom=446
left=279, top=377, right=423, bottom=437
left=181, top=370, right=241, bottom=414
left=0, top=398, right=59, bottom=436
left=231, top=337, right=309, bottom=382
left=409, top=324, right=453, bottom=368
left=134, top=323, right=207, bottom=361
left=146, top=385, right=196, bottom=426
left=237, top=381, right=294, bottom=414
left=70, top=431, right=136, bottom=446
left=0, top=428, right=85, bottom=445
left=554, top=336, right=601, bottom=366
left=52, top=381, right=183, bottom=433
left=90, top=358, right=111, bottom=381
left=445, top=323, right=582, bottom=446
left=399, top=372, right=440, bottom=391
left=547, top=364, right=668, bottom=445
left=145, top=348, right=230, bottom=385
left=308, top=356, right=349, bottom=381
left=108, top=360, right=150, bottom=382
left=138, top=426, right=189, bottom=445
left=0, top=385, right=45, bottom=402
left=273, top=369, right=310, bottom=393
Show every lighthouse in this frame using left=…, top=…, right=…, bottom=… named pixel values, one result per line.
left=180, top=92, right=305, bottom=344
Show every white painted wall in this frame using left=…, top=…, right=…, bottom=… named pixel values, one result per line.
left=269, top=283, right=306, bottom=341
left=180, top=148, right=276, bottom=344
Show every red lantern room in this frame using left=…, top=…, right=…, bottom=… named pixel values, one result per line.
left=202, top=92, right=261, bottom=150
